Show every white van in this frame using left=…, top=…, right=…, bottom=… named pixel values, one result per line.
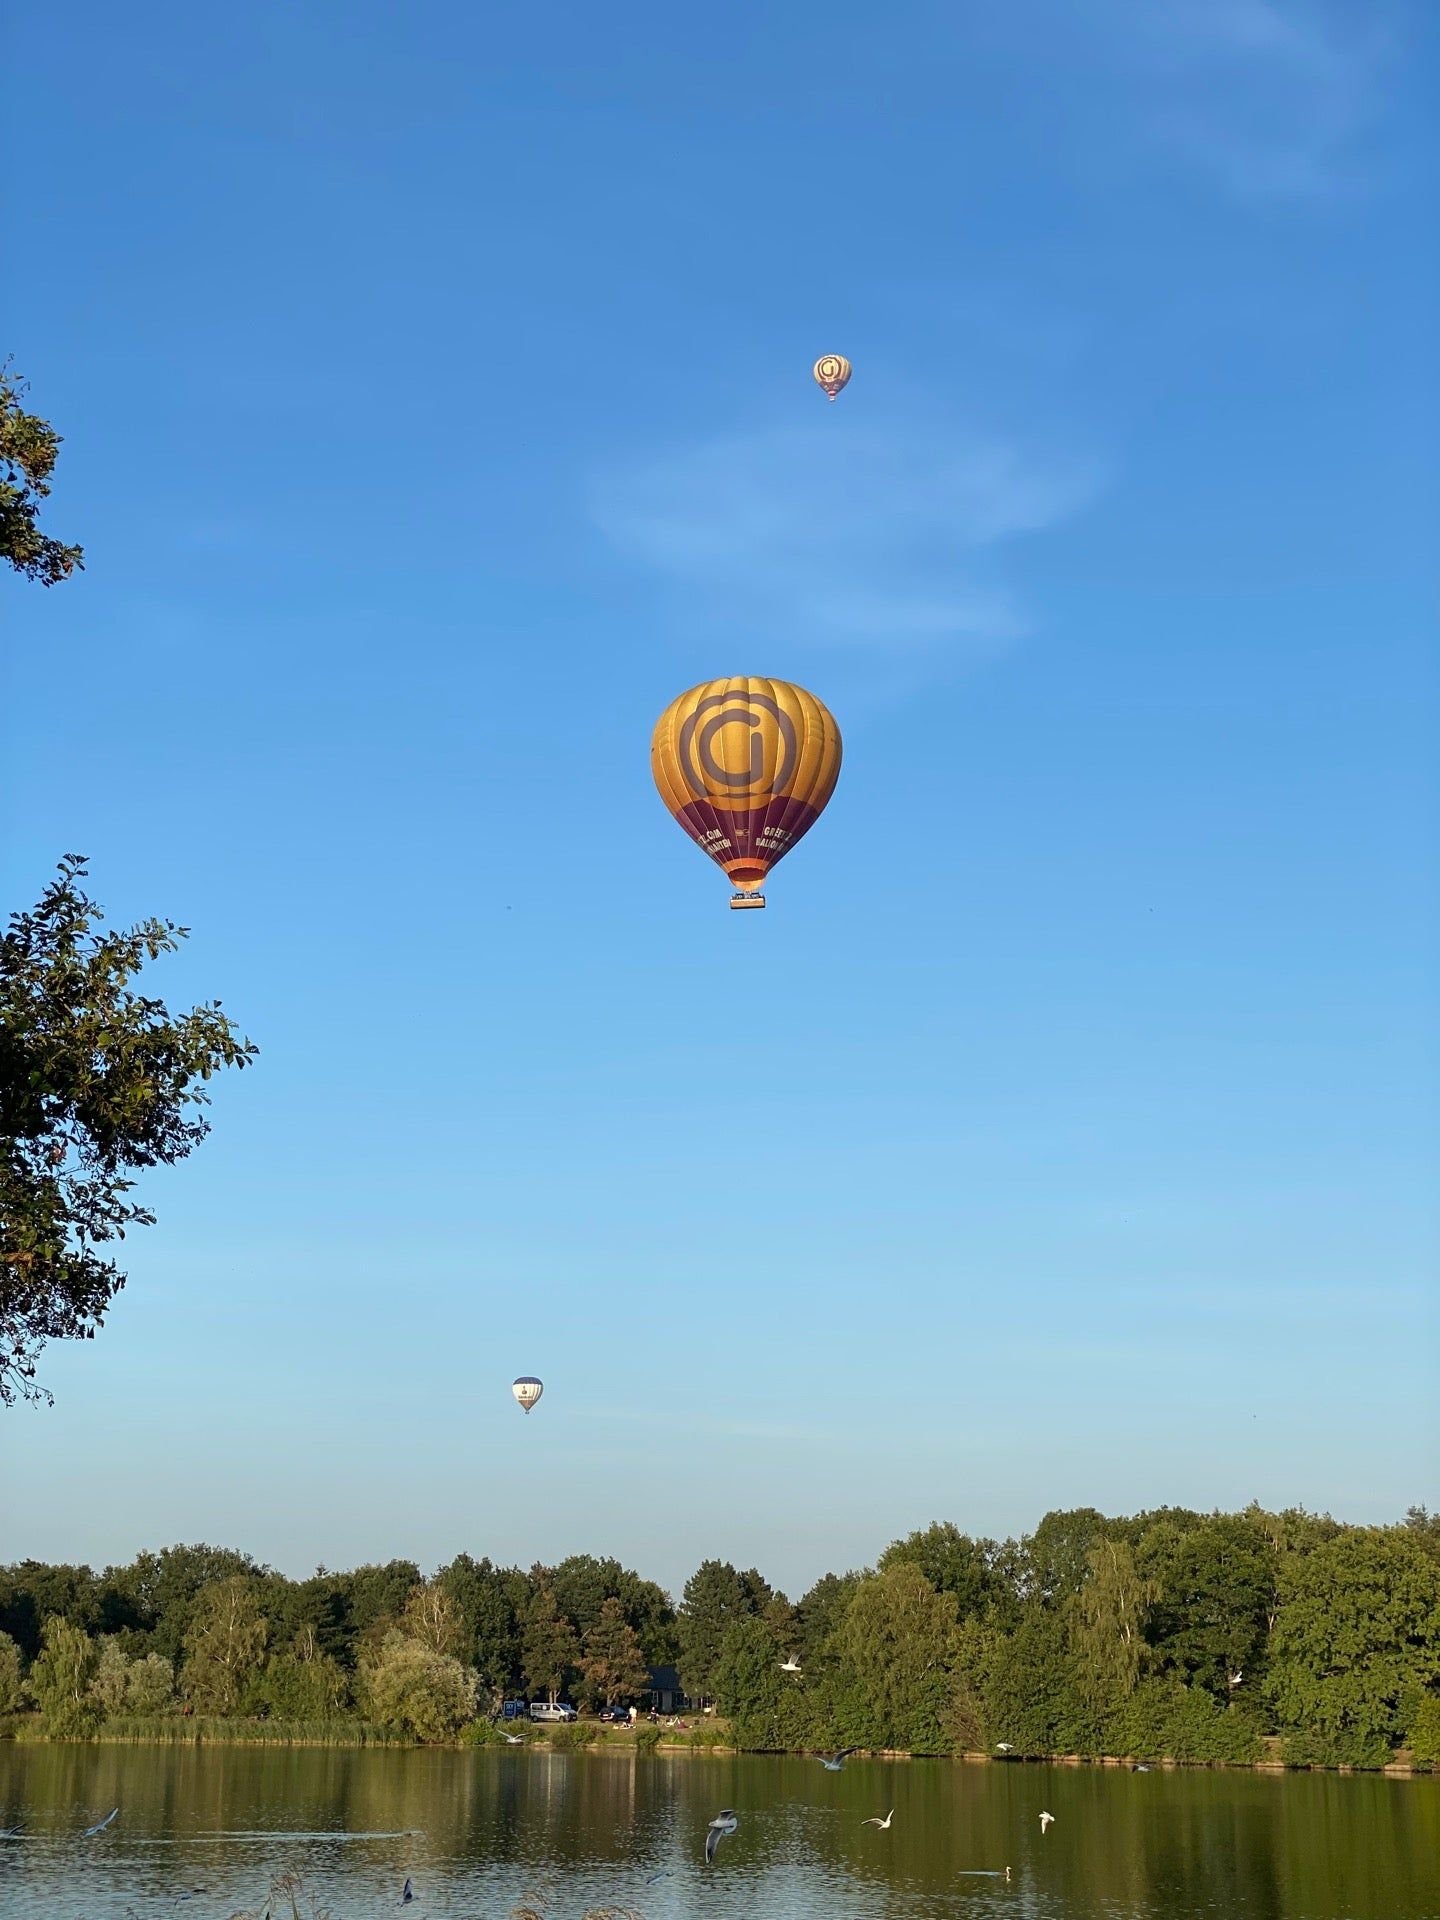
left=529, top=1701, right=578, bottom=1723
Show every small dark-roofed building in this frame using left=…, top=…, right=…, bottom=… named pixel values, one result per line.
left=647, top=1665, right=689, bottom=1714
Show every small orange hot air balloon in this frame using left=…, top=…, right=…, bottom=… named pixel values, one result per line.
left=812, top=354, right=851, bottom=401
left=652, top=677, right=842, bottom=909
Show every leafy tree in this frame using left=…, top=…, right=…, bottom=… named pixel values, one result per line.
left=579, top=1597, right=650, bottom=1707
left=102, top=1545, right=260, bottom=1663
left=259, top=1646, right=348, bottom=1719
left=1116, top=1677, right=1261, bottom=1764
left=522, top=1579, right=578, bottom=1703
left=795, top=1571, right=859, bottom=1671
left=436, top=1555, right=524, bottom=1700
left=123, top=1651, right=175, bottom=1714
left=714, top=1612, right=822, bottom=1752
left=677, top=1560, right=770, bottom=1702
left=1138, top=1511, right=1275, bottom=1699
left=828, top=1563, right=958, bottom=1754
left=90, top=1639, right=132, bottom=1717
left=0, top=1559, right=102, bottom=1657
left=400, top=1583, right=464, bottom=1658
left=1023, top=1509, right=1111, bottom=1606
left=29, top=1615, right=100, bottom=1735
left=1070, top=1538, right=1156, bottom=1710
left=0, top=1629, right=25, bottom=1713
left=180, top=1577, right=268, bottom=1713
left=0, top=858, right=256, bottom=1402
left=1268, top=1528, right=1440, bottom=1766
left=550, top=1554, right=677, bottom=1665
left=362, top=1630, right=477, bottom=1740
left=880, top=1523, right=1001, bottom=1621
left=983, top=1607, right=1095, bottom=1756
left=0, top=362, right=83, bottom=586
left=338, top=1560, right=423, bottom=1655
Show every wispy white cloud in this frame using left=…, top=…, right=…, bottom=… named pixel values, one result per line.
left=1111, top=0, right=1403, bottom=197
left=592, top=422, right=1101, bottom=651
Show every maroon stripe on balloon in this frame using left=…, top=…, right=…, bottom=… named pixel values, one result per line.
left=673, top=799, right=823, bottom=877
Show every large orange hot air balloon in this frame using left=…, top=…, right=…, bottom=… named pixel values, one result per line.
left=652, top=677, right=842, bottom=909
left=812, top=354, right=851, bottom=400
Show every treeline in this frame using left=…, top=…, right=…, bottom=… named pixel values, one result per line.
left=3, top=1504, right=1439, bottom=1768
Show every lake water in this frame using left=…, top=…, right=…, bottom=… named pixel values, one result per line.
left=1, top=1744, right=1437, bottom=1920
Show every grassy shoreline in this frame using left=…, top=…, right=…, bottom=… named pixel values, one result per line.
left=2, top=1719, right=1429, bottom=1774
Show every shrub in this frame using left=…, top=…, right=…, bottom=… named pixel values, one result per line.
left=0, top=1632, right=26, bottom=1715
left=549, top=1722, right=598, bottom=1750
left=633, top=1723, right=661, bottom=1753
left=361, top=1631, right=478, bottom=1742
left=1282, top=1727, right=1393, bottom=1770
left=1407, top=1693, right=1440, bottom=1768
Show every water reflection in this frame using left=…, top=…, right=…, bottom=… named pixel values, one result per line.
left=0, top=1745, right=1436, bottom=1919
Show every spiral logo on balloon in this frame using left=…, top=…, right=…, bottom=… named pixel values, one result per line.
left=676, top=690, right=798, bottom=804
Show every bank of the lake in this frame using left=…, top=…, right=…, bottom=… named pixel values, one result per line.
left=5, top=1717, right=1434, bottom=1774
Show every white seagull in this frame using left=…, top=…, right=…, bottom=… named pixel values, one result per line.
left=705, top=1810, right=739, bottom=1865
left=501, top=1731, right=525, bottom=1744
left=995, top=1742, right=1013, bottom=1752
left=1039, top=1811, right=1055, bottom=1834
left=83, top=1809, right=119, bottom=1838
left=779, top=1656, right=802, bottom=1675
left=861, top=1809, right=894, bottom=1830
left=1228, top=1670, right=1243, bottom=1688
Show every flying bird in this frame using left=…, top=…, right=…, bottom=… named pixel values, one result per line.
left=705, top=1810, right=739, bottom=1865
left=779, top=1656, right=802, bottom=1674
left=400, top=1877, right=414, bottom=1904
left=0, top=1822, right=25, bottom=1840
left=820, top=1746, right=859, bottom=1771
left=502, top=1731, right=525, bottom=1744
left=995, top=1742, right=1013, bottom=1753
left=1132, top=1764, right=1152, bottom=1773
left=861, top=1809, right=894, bottom=1830
left=1039, top=1811, right=1055, bottom=1834
left=83, top=1809, right=119, bottom=1837
left=1228, top=1670, right=1244, bottom=1688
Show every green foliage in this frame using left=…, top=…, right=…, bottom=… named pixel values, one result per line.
left=6, top=1504, right=1440, bottom=1766
left=522, top=1579, right=579, bottom=1703
left=0, top=858, right=255, bottom=1402
left=632, top=1722, right=662, bottom=1752
left=579, top=1597, right=650, bottom=1707
left=879, top=1524, right=1002, bottom=1621
left=713, top=1613, right=821, bottom=1752
left=460, top=1716, right=507, bottom=1746
left=123, top=1651, right=176, bottom=1714
left=1405, top=1692, right=1440, bottom=1767
left=0, top=362, right=83, bottom=586
left=1138, top=1512, right=1276, bottom=1700
left=1115, top=1679, right=1262, bottom=1764
left=0, top=1629, right=25, bottom=1713
left=181, top=1577, right=268, bottom=1713
left=361, top=1631, right=478, bottom=1741
left=1281, top=1726, right=1393, bottom=1770
left=548, top=1720, right=598, bottom=1750
left=828, top=1562, right=958, bottom=1754
left=1070, top=1538, right=1156, bottom=1710
left=677, top=1560, right=771, bottom=1702
left=1267, top=1529, right=1440, bottom=1759
left=982, top=1608, right=1097, bottom=1755
left=30, top=1615, right=101, bottom=1735
left=258, top=1649, right=349, bottom=1720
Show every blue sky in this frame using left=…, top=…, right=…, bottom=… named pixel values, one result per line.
left=3, top=0, right=1435, bottom=1598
